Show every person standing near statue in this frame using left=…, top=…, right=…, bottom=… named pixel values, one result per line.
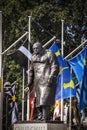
left=26, top=42, right=58, bottom=121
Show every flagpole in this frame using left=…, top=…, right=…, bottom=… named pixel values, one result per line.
left=0, top=11, right=2, bottom=130
left=22, top=68, right=25, bottom=121
left=65, top=40, right=87, bottom=60
left=61, top=20, right=64, bottom=121
left=26, top=16, right=31, bottom=121
left=1, top=32, right=28, bottom=55
left=43, top=36, right=56, bottom=48
left=69, top=69, right=72, bottom=130
left=6, top=95, right=8, bottom=130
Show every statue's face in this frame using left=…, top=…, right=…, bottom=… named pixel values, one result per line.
left=33, top=42, right=42, bottom=55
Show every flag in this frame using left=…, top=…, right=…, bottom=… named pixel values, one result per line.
left=5, top=84, right=18, bottom=124
left=29, top=98, right=35, bottom=120
left=50, top=42, right=76, bottom=120
left=11, top=102, right=18, bottom=124
left=53, top=100, right=61, bottom=120
left=18, top=46, right=32, bottom=61
left=68, top=46, right=87, bottom=110
left=50, top=42, right=76, bottom=100
left=29, top=86, right=35, bottom=120
left=8, top=45, right=32, bottom=69
left=68, top=47, right=86, bottom=84
left=80, top=60, right=87, bottom=109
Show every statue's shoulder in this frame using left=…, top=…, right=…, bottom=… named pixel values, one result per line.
left=31, top=54, right=37, bottom=61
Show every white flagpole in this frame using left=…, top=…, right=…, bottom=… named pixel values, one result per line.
left=0, top=11, right=2, bottom=130
left=61, top=20, right=64, bottom=121
left=69, top=69, right=72, bottom=130
left=1, top=32, right=28, bottom=55
left=26, top=16, right=31, bottom=121
left=22, top=68, right=25, bottom=121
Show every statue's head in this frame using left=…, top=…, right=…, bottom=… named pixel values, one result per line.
left=33, top=42, right=42, bottom=55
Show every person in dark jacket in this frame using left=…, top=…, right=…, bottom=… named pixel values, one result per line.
left=27, top=42, right=58, bottom=121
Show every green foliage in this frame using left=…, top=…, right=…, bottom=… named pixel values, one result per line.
left=1, top=0, right=87, bottom=102
left=31, top=3, right=69, bottom=44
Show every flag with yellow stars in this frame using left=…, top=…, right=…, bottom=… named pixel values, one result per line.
left=68, top=46, right=87, bottom=110
left=50, top=42, right=76, bottom=100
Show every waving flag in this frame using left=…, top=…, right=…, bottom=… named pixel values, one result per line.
left=18, top=46, right=32, bottom=61
left=8, top=45, right=32, bottom=69
left=68, top=47, right=87, bottom=110
left=50, top=42, right=76, bottom=100
left=50, top=42, right=76, bottom=120
left=29, top=86, right=35, bottom=120
left=53, top=100, right=61, bottom=120
left=5, top=84, right=18, bottom=124
left=80, top=60, right=87, bottom=109
left=68, top=47, right=86, bottom=84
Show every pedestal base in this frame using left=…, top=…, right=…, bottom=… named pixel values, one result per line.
left=12, top=121, right=67, bottom=130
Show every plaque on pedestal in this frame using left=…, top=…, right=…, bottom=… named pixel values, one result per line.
left=12, top=121, right=67, bottom=130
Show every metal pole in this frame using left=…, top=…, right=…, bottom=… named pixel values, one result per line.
left=43, top=36, right=56, bottom=48
left=69, top=84, right=72, bottom=130
left=1, top=32, right=28, bottom=55
left=6, top=96, right=8, bottom=130
left=61, top=20, right=64, bottom=121
left=26, top=16, right=31, bottom=121
left=0, top=11, right=2, bottom=130
left=65, top=40, right=87, bottom=60
left=22, top=68, right=25, bottom=121
left=61, top=20, right=64, bottom=56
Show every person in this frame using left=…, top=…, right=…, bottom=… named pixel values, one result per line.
left=4, top=81, right=11, bottom=92
left=27, top=42, right=58, bottom=121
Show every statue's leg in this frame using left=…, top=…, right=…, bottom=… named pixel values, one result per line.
left=37, top=106, right=42, bottom=120
left=41, top=105, right=50, bottom=121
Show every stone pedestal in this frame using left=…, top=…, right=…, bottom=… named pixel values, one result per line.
left=12, top=121, right=67, bottom=130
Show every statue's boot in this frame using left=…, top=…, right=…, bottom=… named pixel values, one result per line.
left=37, top=107, right=42, bottom=120
left=41, top=106, right=50, bottom=121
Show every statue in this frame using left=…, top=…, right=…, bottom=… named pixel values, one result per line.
left=26, top=42, right=58, bottom=121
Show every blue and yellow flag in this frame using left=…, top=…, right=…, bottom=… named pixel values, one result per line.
left=50, top=42, right=76, bottom=101
left=68, top=47, right=87, bottom=110
left=5, top=84, right=18, bottom=124
left=68, top=47, right=86, bottom=84
left=80, top=60, right=87, bottom=109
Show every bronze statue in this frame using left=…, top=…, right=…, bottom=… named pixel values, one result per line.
left=28, top=42, right=58, bottom=121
